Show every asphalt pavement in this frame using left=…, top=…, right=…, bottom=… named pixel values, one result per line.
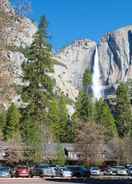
left=0, top=177, right=132, bottom=184
left=0, top=178, right=84, bottom=184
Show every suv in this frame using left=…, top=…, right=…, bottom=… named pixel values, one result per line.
left=67, top=166, right=90, bottom=177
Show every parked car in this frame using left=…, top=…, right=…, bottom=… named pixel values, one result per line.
left=31, top=164, right=60, bottom=177
left=0, top=167, right=11, bottom=178
left=14, top=166, right=31, bottom=177
left=128, top=167, right=132, bottom=176
left=107, top=166, right=128, bottom=176
left=108, top=166, right=118, bottom=175
left=102, top=167, right=111, bottom=175
left=59, top=167, right=72, bottom=178
left=115, top=166, right=128, bottom=176
left=67, top=166, right=90, bottom=177
left=126, top=164, right=132, bottom=169
left=90, top=167, right=101, bottom=176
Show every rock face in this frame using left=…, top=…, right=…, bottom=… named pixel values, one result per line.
left=99, top=25, right=132, bottom=85
left=0, top=0, right=37, bottom=47
left=0, top=0, right=14, bottom=15
left=7, top=17, right=37, bottom=48
left=54, top=40, right=96, bottom=100
left=55, top=26, right=132, bottom=100
left=0, top=1, right=37, bottom=108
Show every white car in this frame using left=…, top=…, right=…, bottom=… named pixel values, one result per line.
left=116, top=166, right=128, bottom=176
left=90, top=167, right=101, bottom=176
left=60, top=167, right=72, bottom=178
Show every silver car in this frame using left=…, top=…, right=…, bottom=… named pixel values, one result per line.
left=106, top=166, right=117, bottom=175
left=114, top=166, right=128, bottom=176
left=60, top=167, right=72, bottom=178
left=32, top=164, right=59, bottom=177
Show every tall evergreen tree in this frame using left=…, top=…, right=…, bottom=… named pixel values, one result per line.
left=21, top=16, right=55, bottom=161
left=127, top=79, right=132, bottom=102
left=74, top=91, right=93, bottom=122
left=115, top=83, right=132, bottom=137
left=48, top=96, right=72, bottom=142
left=0, top=111, right=6, bottom=138
left=95, top=98, right=117, bottom=140
left=83, top=69, right=92, bottom=94
left=83, top=69, right=92, bottom=86
left=48, top=98, right=61, bottom=142
left=4, top=103, right=21, bottom=141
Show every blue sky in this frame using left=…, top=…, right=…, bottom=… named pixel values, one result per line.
left=29, top=0, right=132, bottom=50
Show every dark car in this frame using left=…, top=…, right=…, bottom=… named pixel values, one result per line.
left=0, top=167, right=11, bottom=178
left=67, top=166, right=90, bottom=178
left=14, top=166, right=31, bottom=177
left=128, top=167, right=132, bottom=176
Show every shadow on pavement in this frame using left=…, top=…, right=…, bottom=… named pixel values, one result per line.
left=46, top=178, right=85, bottom=183
left=86, top=178, right=132, bottom=184
left=46, top=178, right=132, bottom=184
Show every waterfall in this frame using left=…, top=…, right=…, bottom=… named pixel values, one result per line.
left=92, top=46, right=102, bottom=100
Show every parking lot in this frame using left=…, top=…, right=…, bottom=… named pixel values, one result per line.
left=0, top=178, right=84, bottom=184
left=0, top=177, right=132, bottom=184
left=0, top=164, right=132, bottom=184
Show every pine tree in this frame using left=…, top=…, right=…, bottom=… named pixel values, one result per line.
left=74, top=91, right=93, bottom=122
left=0, top=111, right=6, bottom=138
left=95, top=98, right=117, bottom=140
left=22, top=115, right=43, bottom=162
left=48, top=98, right=61, bottom=142
left=58, top=96, right=70, bottom=142
left=4, top=103, right=21, bottom=141
left=83, top=69, right=92, bottom=93
left=83, top=69, right=92, bottom=86
left=21, top=16, right=55, bottom=161
left=115, top=83, right=132, bottom=137
left=127, top=79, right=132, bottom=102
left=48, top=96, right=71, bottom=143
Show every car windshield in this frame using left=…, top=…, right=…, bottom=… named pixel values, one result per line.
left=0, top=167, right=9, bottom=172
left=117, top=166, right=126, bottom=170
left=63, top=168, right=70, bottom=171
left=111, top=166, right=118, bottom=169
left=39, top=165, right=49, bottom=168
left=91, top=167, right=99, bottom=170
left=67, top=167, right=80, bottom=171
left=17, top=166, right=28, bottom=170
